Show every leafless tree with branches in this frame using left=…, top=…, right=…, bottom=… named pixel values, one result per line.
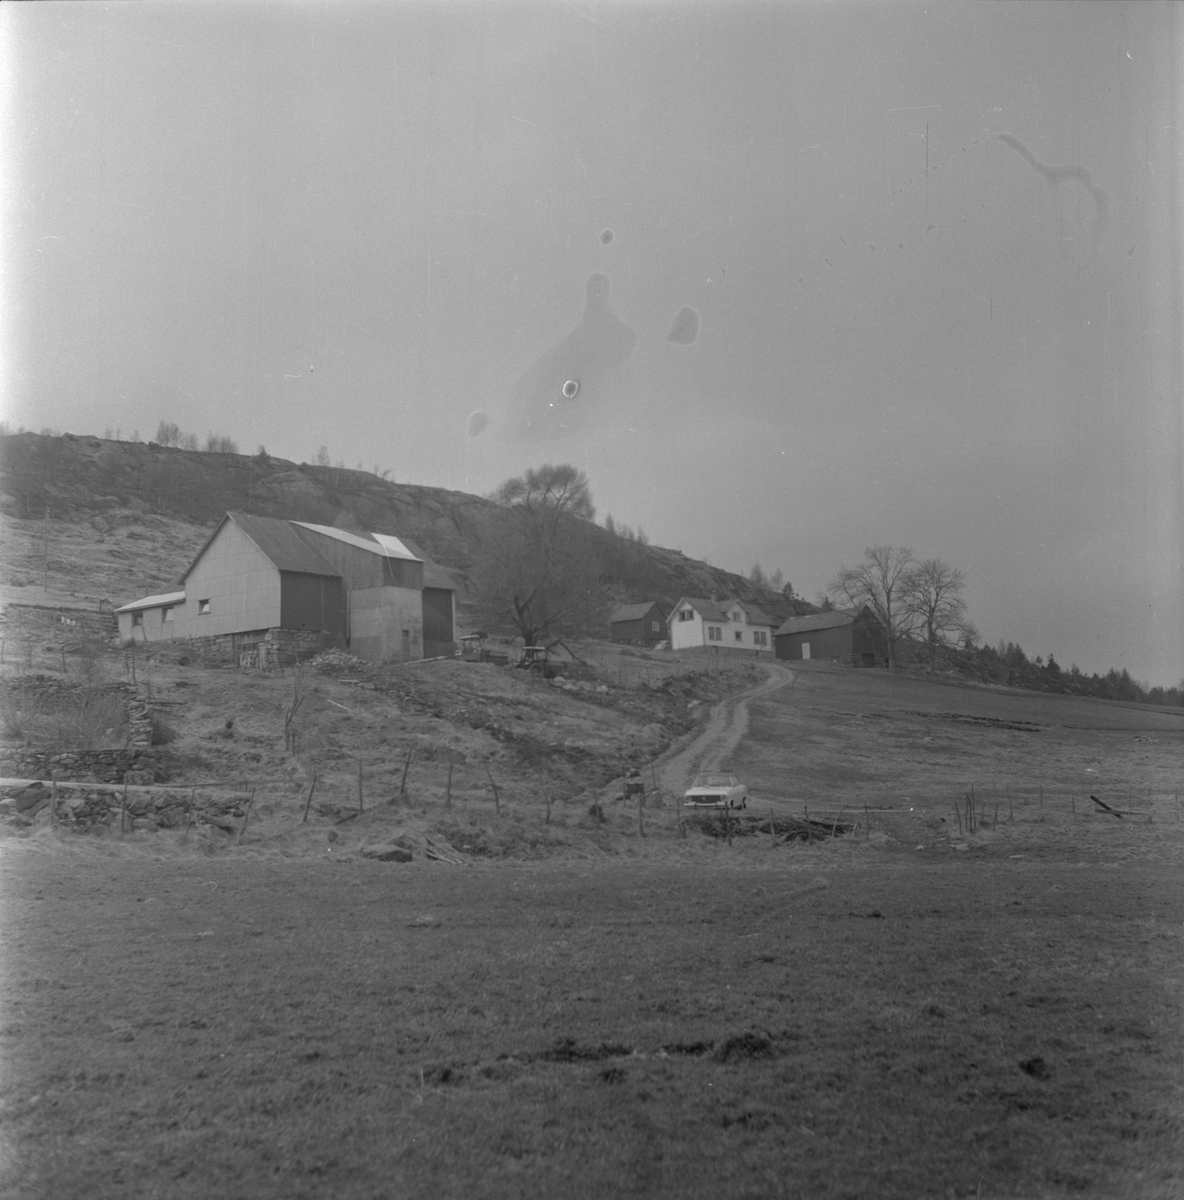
left=829, top=545, right=917, bottom=669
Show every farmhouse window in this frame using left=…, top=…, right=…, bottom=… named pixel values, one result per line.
left=735, top=630, right=743, bottom=641
left=198, top=599, right=211, bottom=615
left=161, top=606, right=175, bottom=622
left=708, top=625, right=722, bottom=641
left=679, top=609, right=693, bottom=621
left=132, top=612, right=143, bottom=627
left=754, top=631, right=768, bottom=647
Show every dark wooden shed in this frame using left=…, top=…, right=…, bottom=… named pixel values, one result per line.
left=610, top=602, right=668, bottom=645
left=773, top=607, right=887, bottom=666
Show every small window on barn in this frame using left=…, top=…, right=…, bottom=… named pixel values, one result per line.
left=198, top=599, right=211, bottom=615
left=651, top=621, right=660, bottom=632
left=132, top=612, right=143, bottom=627
left=161, top=606, right=175, bottom=622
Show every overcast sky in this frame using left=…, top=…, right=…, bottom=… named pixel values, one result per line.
left=3, top=1, right=1180, bottom=686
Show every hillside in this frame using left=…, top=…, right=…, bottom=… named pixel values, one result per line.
left=0, top=432, right=813, bottom=625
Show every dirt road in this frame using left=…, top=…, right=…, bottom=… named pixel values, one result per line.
left=658, top=661, right=796, bottom=796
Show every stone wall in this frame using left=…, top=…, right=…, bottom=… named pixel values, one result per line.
left=0, top=780, right=248, bottom=834
left=0, top=747, right=158, bottom=784
left=1, top=603, right=118, bottom=645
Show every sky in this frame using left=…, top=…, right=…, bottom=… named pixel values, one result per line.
left=2, top=0, right=1180, bottom=686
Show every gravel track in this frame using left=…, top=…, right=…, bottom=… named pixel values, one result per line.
left=658, top=661, right=796, bottom=796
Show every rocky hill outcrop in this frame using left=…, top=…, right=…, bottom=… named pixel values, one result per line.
left=0, top=432, right=813, bottom=623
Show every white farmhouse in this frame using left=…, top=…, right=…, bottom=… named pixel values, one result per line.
left=667, top=596, right=775, bottom=658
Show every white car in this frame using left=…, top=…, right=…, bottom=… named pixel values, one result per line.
left=683, top=772, right=748, bottom=810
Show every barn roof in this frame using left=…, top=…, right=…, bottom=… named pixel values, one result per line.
left=182, top=513, right=341, bottom=581
left=292, top=522, right=422, bottom=562
left=611, top=602, right=662, bottom=623
left=114, top=590, right=186, bottom=614
left=774, top=609, right=862, bottom=636
left=399, top=537, right=457, bottom=591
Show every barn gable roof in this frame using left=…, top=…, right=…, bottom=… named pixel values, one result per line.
left=293, top=522, right=422, bottom=562
left=773, top=608, right=869, bottom=636
left=180, top=513, right=341, bottom=583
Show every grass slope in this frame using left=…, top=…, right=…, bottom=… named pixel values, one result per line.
left=1, top=662, right=1181, bottom=1198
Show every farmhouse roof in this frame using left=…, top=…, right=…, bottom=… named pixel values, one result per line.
left=114, top=590, right=186, bottom=614
left=182, top=513, right=341, bottom=582
left=611, top=602, right=662, bottom=623
left=773, top=608, right=864, bottom=636
left=720, top=598, right=776, bottom=628
left=670, top=597, right=729, bottom=622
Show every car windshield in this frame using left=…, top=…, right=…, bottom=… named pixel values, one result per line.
left=691, top=774, right=735, bottom=788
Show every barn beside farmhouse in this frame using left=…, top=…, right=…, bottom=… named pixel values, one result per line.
left=610, top=602, right=668, bottom=645
left=773, top=607, right=886, bottom=666
left=115, top=512, right=456, bottom=663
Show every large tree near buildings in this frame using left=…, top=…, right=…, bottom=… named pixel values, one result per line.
left=491, top=463, right=596, bottom=521
left=472, top=465, right=608, bottom=646
left=829, top=545, right=917, bottom=669
left=901, top=558, right=969, bottom=674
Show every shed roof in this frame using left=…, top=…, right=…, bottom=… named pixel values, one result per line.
left=773, top=609, right=862, bottom=636
left=611, top=602, right=663, bottom=623
left=209, top=513, right=341, bottom=578
left=670, top=597, right=729, bottom=622
left=114, top=590, right=186, bottom=614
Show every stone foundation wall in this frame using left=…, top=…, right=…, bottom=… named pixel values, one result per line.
left=133, top=627, right=339, bottom=668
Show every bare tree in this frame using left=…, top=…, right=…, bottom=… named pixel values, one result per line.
left=829, top=545, right=916, bottom=669
left=900, top=558, right=968, bottom=673
left=748, top=563, right=767, bottom=587
left=470, top=506, right=608, bottom=645
left=155, top=420, right=181, bottom=447
left=491, top=463, right=596, bottom=522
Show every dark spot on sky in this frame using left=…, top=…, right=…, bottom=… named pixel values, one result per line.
left=499, top=272, right=636, bottom=442
left=961, top=146, right=966, bottom=152
left=926, top=224, right=936, bottom=234
left=666, top=305, right=700, bottom=345
left=838, top=235, right=847, bottom=246
left=867, top=244, right=877, bottom=251
left=823, top=257, right=832, bottom=266
left=600, top=229, right=614, bottom=245
left=562, top=380, right=579, bottom=399
left=467, top=411, right=489, bottom=438
left=897, top=242, right=905, bottom=249
left=1127, top=244, right=1137, bottom=256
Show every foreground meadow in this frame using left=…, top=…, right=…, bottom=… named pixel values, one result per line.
left=1, top=665, right=1181, bottom=1199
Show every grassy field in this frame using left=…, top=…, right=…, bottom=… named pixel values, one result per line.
left=1, top=662, right=1182, bottom=1198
